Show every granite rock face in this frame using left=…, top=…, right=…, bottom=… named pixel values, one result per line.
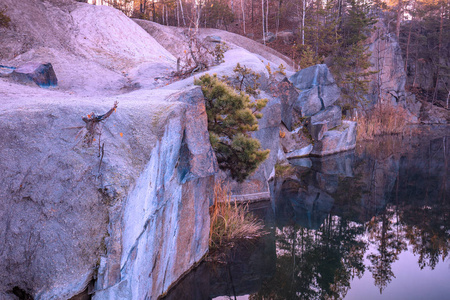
left=310, top=105, right=342, bottom=130
left=289, top=64, right=340, bottom=116
left=92, top=87, right=217, bottom=300
left=0, top=101, right=115, bottom=300
left=0, top=85, right=217, bottom=300
left=366, top=19, right=407, bottom=107
left=1, top=1, right=299, bottom=298
left=279, top=65, right=356, bottom=158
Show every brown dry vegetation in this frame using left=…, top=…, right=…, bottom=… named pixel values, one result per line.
left=0, top=7, right=10, bottom=28
left=357, top=102, right=411, bottom=140
left=209, top=182, right=266, bottom=251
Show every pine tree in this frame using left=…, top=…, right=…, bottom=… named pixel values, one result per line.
left=331, top=0, right=377, bottom=106
left=195, top=73, right=270, bottom=182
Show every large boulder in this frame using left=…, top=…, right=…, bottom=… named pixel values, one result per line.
left=295, top=86, right=323, bottom=117
left=289, top=64, right=340, bottom=116
left=9, top=62, right=58, bottom=87
left=307, top=122, right=328, bottom=141
left=290, top=64, right=336, bottom=89
left=279, top=126, right=311, bottom=154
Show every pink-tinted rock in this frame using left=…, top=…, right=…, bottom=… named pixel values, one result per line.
left=11, top=62, right=58, bottom=87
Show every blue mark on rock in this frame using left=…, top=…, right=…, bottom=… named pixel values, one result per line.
left=2, top=62, right=58, bottom=88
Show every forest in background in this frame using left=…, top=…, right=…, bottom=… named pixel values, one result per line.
left=86, top=0, right=449, bottom=109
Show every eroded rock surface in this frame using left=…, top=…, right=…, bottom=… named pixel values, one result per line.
left=289, top=64, right=340, bottom=116
left=366, top=19, right=407, bottom=106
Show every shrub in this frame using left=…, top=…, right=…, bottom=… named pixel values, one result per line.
left=0, top=7, right=11, bottom=28
left=222, top=62, right=261, bottom=97
left=357, top=101, right=410, bottom=140
left=176, top=33, right=228, bottom=77
left=209, top=182, right=266, bottom=250
left=195, top=73, right=269, bottom=182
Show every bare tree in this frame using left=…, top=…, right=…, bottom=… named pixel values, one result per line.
left=241, top=0, right=246, bottom=34
left=302, top=0, right=306, bottom=45
left=432, top=0, right=444, bottom=104
left=395, top=0, right=403, bottom=38
left=262, top=0, right=266, bottom=45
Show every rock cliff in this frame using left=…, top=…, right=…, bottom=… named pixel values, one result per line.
left=0, top=1, right=293, bottom=299
left=0, top=1, right=366, bottom=298
left=366, top=18, right=407, bottom=106
left=0, top=79, right=217, bottom=300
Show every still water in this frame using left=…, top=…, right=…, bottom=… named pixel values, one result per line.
left=165, top=128, right=449, bottom=300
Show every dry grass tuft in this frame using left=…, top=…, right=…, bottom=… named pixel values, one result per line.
left=209, top=182, right=266, bottom=250
left=357, top=102, right=411, bottom=141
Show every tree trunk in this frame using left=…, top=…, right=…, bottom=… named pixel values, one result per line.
left=276, top=0, right=282, bottom=34
left=432, top=1, right=444, bottom=104
left=396, top=0, right=402, bottom=39
left=266, top=0, right=269, bottom=39
left=180, top=0, right=186, bottom=26
left=241, top=0, right=246, bottom=34
left=302, top=0, right=306, bottom=45
left=404, top=0, right=415, bottom=73
left=162, top=1, right=165, bottom=24
left=195, top=2, right=202, bottom=32
left=252, top=0, right=254, bottom=26
left=315, top=0, right=319, bottom=56
left=176, top=1, right=180, bottom=26
left=262, top=0, right=266, bottom=45
left=152, top=0, right=155, bottom=21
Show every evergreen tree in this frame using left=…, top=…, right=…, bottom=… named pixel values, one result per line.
left=331, top=0, right=377, bottom=106
left=195, top=73, right=270, bottom=182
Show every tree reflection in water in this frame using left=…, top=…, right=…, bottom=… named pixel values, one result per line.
left=251, top=133, right=449, bottom=300
left=163, top=131, right=449, bottom=300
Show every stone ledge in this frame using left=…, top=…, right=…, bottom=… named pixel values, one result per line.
left=231, top=192, right=271, bottom=203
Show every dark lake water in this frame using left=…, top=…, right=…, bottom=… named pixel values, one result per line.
left=164, top=127, right=449, bottom=300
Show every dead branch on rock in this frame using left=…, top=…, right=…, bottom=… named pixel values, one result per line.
left=81, top=101, right=118, bottom=147
left=172, top=31, right=228, bottom=79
